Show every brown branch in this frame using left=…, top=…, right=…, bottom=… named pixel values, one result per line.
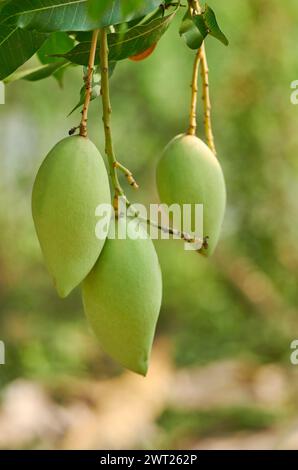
left=79, top=29, right=99, bottom=138
left=187, top=48, right=201, bottom=136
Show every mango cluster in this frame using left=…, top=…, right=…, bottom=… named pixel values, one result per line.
left=32, top=136, right=162, bottom=375
left=32, top=132, right=226, bottom=375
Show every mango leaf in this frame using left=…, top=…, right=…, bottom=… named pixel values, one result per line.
left=88, top=0, right=161, bottom=21
left=0, top=0, right=9, bottom=13
left=76, top=3, right=164, bottom=42
left=56, top=10, right=176, bottom=65
left=0, top=0, right=165, bottom=33
left=38, top=32, right=75, bottom=64
left=192, top=14, right=208, bottom=38
left=37, top=31, right=75, bottom=85
left=4, top=60, right=69, bottom=83
left=203, top=4, right=229, bottom=46
left=179, top=10, right=206, bottom=50
left=0, top=24, right=47, bottom=80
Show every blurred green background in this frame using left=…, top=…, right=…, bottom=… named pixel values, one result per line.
left=0, top=0, right=298, bottom=450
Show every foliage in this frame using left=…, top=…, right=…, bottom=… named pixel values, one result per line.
left=0, top=0, right=228, bottom=88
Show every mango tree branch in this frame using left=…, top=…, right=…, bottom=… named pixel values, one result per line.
left=80, top=29, right=99, bottom=137
left=199, top=42, right=217, bottom=156
left=125, top=201, right=208, bottom=251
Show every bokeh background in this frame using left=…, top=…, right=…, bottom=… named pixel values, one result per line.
left=0, top=0, right=298, bottom=450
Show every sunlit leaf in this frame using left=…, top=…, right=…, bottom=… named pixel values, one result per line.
left=0, top=0, right=165, bottom=32
left=0, top=24, right=47, bottom=80
left=203, top=4, right=229, bottom=46
left=4, top=60, right=69, bottom=83
left=38, top=32, right=75, bottom=64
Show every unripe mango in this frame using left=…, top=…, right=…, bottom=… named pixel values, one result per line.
left=82, top=218, right=162, bottom=376
left=32, top=136, right=111, bottom=297
left=156, top=134, right=226, bottom=255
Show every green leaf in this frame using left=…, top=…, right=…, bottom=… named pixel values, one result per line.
left=56, top=10, right=176, bottom=65
left=36, top=31, right=74, bottom=85
left=192, top=14, right=208, bottom=38
left=88, top=0, right=161, bottom=21
left=179, top=10, right=206, bottom=50
left=38, top=32, right=74, bottom=64
left=203, top=4, right=229, bottom=46
left=0, top=24, right=47, bottom=80
left=0, top=0, right=9, bottom=13
left=4, top=60, right=69, bottom=83
left=0, top=0, right=165, bottom=33
left=75, top=3, right=165, bottom=42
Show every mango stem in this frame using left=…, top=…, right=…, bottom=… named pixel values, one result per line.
left=199, top=42, right=217, bottom=156
left=187, top=48, right=201, bottom=136
left=190, top=0, right=217, bottom=155
left=99, top=28, right=140, bottom=212
left=79, top=29, right=99, bottom=138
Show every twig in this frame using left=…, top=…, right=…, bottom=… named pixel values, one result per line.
left=187, top=1, right=202, bottom=136
left=114, top=162, right=139, bottom=189
left=191, top=0, right=201, bottom=14
left=188, top=0, right=216, bottom=155
left=199, top=42, right=217, bottom=155
left=99, top=28, right=125, bottom=210
left=144, top=217, right=207, bottom=250
left=99, top=28, right=139, bottom=211
left=187, top=49, right=201, bottom=136
left=80, top=29, right=99, bottom=137
left=124, top=201, right=208, bottom=251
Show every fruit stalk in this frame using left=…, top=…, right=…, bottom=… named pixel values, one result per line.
left=80, top=29, right=99, bottom=138
left=99, top=27, right=125, bottom=207
left=187, top=0, right=202, bottom=137
left=99, top=28, right=139, bottom=210
left=114, top=161, right=139, bottom=189
left=144, top=217, right=206, bottom=249
left=188, top=0, right=216, bottom=155
left=199, top=42, right=217, bottom=156
left=188, top=48, right=201, bottom=136
left=126, top=203, right=207, bottom=251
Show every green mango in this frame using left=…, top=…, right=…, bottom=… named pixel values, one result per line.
left=156, top=134, right=226, bottom=255
left=32, top=136, right=111, bottom=297
left=82, top=218, right=162, bottom=376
